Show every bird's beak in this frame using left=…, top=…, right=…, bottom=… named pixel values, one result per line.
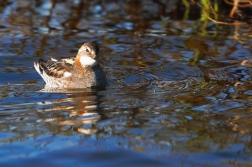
left=98, top=59, right=104, bottom=65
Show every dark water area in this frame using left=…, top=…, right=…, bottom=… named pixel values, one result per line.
left=1, top=0, right=252, bottom=166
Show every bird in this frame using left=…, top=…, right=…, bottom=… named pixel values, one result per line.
left=34, top=42, right=107, bottom=89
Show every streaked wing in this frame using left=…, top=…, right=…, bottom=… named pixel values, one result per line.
left=38, top=57, right=75, bottom=78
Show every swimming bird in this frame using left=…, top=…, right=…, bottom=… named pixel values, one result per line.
left=34, top=42, right=107, bottom=89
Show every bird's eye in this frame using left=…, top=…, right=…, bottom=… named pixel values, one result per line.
left=86, top=49, right=89, bottom=52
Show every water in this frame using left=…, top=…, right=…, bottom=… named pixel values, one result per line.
left=1, top=0, right=252, bottom=166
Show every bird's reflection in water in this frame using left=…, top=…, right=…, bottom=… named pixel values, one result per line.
left=36, top=88, right=106, bottom=135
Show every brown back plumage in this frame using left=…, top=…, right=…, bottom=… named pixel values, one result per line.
left=38, top=58, right=73, bottom=78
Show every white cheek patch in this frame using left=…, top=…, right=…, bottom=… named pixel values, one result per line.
left=80, top=56, right=97, bottom=67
